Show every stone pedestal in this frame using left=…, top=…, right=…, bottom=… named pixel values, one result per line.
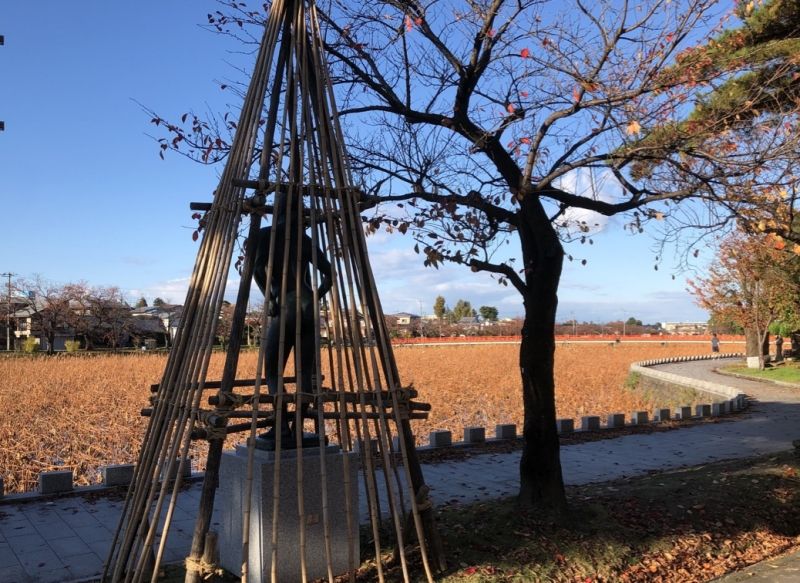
left=218, top=444, right=360, bottom=583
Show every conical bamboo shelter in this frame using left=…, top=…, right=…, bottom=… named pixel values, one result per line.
left=101, top=1, right=443, bottom=581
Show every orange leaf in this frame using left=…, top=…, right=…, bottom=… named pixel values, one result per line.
left=626, top=120, right=641, bottom=135
left=506, top=103, right=515, bottom=114
left=520, top=137, right=532, bottom=145
left=520, top=47, right=530, bottom=58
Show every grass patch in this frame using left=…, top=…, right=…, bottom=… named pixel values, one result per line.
left=721, top=362, right=800, bottom=385
left=623, top=371, right=641, bottom=391
left=354, top=451, right=800, bottom=582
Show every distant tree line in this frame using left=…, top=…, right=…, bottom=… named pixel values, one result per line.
left=0, top=276, right=194, bottom=354
left=432, top=295, right=499, bottom=324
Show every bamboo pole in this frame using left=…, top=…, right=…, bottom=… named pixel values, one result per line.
left=107, top=1, right=446, bottom=581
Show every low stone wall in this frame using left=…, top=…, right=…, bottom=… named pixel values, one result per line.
left=630, top=353, right=746, bottom=403
left=0, top=354, right=749, bottom=502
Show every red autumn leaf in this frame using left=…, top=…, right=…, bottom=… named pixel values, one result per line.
left=487, top=28, right=496, bottom=38
left=404, top=15, right=413, bottom=32
left=520, top=47, right=530, bottom=58
left=506, top=103, right=515, bottom=114
left=520, top=90, right=529, bottom=98
left=414, top=17, right=423, bottom=26
left=520, top=137, right=532, bottom=145
left=572, top=86, right=581, bottom=102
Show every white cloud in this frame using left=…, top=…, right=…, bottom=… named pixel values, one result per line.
left=128, top=277, right=191, bottom=304
left=557, top=291, right=707, bottom=324
left=553, top=168, right=621, bottom=235
left=364, top=239, right=523, bottom=316
left=128, top=276, right=240, bottom=305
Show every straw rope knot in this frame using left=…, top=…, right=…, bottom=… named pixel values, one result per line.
left=184, top=556, right=223, bottom=579
left=218, top=392, right=247, bottom=408
left=205, top=426, right=229, bottom=441
left=415, top=484, right=433, bottom=512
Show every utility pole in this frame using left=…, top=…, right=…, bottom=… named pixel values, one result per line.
left=1, top=272, right=15, bottom=351
left=1, top=34, right=5, bottom=134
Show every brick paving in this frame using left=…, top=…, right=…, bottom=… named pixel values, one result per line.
left=1, top=357, right=799, bottom=582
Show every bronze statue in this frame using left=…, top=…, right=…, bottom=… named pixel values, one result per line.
left=253, top=194, right=332, bottom=448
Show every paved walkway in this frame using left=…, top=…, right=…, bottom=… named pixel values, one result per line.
left=1, top=358, right=799, bottom=582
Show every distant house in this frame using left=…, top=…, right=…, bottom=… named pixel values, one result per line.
left=661, top=321, right=708, bottom=335
left=386, top=312, right=421, bottom=338
left=0, top=296, right=32, bottom=349
left=318, top=308, right=369, bottom=343
left=456, top=316, right=482, bottom=333
left=393, top=312, right=420, bottom=326
left=131, top=304, right=183, bottom=345
left=128, top=316, right=169, bottom=348
left=12, top=301, right=75, bottom=352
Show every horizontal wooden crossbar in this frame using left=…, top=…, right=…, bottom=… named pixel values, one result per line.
left=149, top=376, right=312, bottom=393
left=207, top=387, right=421, bottom=407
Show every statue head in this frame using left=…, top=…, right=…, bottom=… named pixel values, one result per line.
left=273, top=190, right=304, bottom=228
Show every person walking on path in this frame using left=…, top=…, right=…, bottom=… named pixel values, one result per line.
left=711, top=332, right=720, bottom=353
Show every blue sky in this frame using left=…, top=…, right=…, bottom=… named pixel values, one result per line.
left=0, top=1, right=710, bottom=324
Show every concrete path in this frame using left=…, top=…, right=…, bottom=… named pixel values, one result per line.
left=1, top=357, right=799, bottom=582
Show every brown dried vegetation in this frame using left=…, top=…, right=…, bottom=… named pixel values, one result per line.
left=0, top=342, right=711, bottom=493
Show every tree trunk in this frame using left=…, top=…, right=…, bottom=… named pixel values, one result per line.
left=518, top=298, right=567, bottom=511
left=745, top=327, right=764, bottom=357
left=746, top=327, right=770, bottom=369
left=516, top=195, right=567, bottom=511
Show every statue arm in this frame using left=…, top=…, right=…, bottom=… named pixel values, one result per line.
left=253, top=227, right=270, bottom=296
left=316, top=249, right=333, bottom=298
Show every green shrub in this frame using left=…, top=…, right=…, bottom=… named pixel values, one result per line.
left=64, top=340, right=81, bottom=353
left=22, top=337, right=39, bottom=354
left=623, top=371, right=641, bottom=391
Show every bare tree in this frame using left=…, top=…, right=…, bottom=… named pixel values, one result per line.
left=19, top=277, right=75, bottom=354
left=86, top=286, right=133, bottom=350
left=145, top=0, right=800, bottom=508
left=216, top=300, right=235, bottom=349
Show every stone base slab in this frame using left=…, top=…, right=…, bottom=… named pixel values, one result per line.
left=218, top=445, right=360, bottom=583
